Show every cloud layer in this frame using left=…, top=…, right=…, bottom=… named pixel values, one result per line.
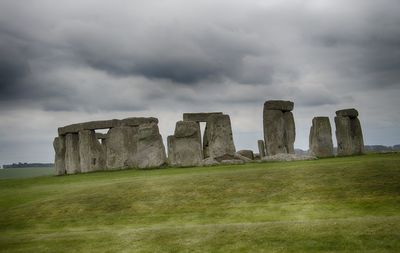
left=0, top=0, right=399, bottom=164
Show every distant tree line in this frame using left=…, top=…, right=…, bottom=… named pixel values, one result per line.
left=2, top=162, right=54, bottom=169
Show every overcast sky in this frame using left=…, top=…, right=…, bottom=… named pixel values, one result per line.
left=0, top=0, right=399, bottom=165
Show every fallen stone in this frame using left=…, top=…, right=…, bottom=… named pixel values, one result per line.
left=309, top=117, right=334, bottom=158
left=336, top=108, right=359, bottom=118
left=201, top=157, right=220, bottom=166
left=183, top=112, right=223, bottom=122
left=220, top=159, right=245, bottom=165
left=135, top=123, right=167, bottom=169
left=203, top=114, right=236, bottom=159
left=234, top=153, right=252, bottom=162
left=236, top=150, right=254, bottom=160
left=262, top=153, right=317, bottom=162
left=65, top=133, right=80, bottom=174
left=264, top=100, right=294, bottom=112
left=257, top=140, right=266, bottom=158
left=53, top=136, right=66, bottom=176
left=79, top=130, right=106, bottom=173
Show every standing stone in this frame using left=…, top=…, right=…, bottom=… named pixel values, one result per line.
left=53, top=136, right=66, bottom=176
left=65, top=133, right=80, bottom=174
left=257, top=140, right=266, bottom=158
left=105, top=126, right=138, bottom=170
left=263, top=100, right=296, bottom=156
left=168, top=121, right=203, bottom=167
left=309, top=117, right=334, bottom=158
left=335, top=108, right=364, bottom=156
left=263, top=109, right=285, bottom=155
left=203, top=114, right=236, bottom=159
left=135, top=123, right=167, bottom=169
left=283, top=111, right=295, bottom=154
left=79, top=130, right=106, bottom=173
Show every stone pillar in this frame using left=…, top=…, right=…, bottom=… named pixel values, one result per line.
left=79, top=130, right=106, bottom=173
left=105, top=126, right=138, bottom=170
left=263, top=100, right=295, bottom=156
left=257, top=140, right=266, bottom=158
left=335, top=108, right=364, bottom=156
left=65, top=133, right=80, bottom=174
left=309, top=117, right=334, bottom=158
left=168, top=121, right=203, bottom=167
left=53, top=136, right=66, bottom=175
left=135, top=123, right=167, bottom=169
left=203, top=114, right=236, bottom=159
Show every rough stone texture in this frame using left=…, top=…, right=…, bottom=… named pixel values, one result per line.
left=183, top=112, right=223, bottom=122
left=264, top=100, right=294, bottom=112
left=351, top=117, right=364, bottom=155
left=105, top=126, right=138, bottom=170
left=257, top=140, right=266, bottom=158
left=220, top=159, right=245, bottom=165
left=236, top=150, right=254, bottom=160
left=203, top=114, right=236, bottom=159
left=58, top=117, right=158, bottom=135
left=309, top=117, right=334, bottom=158
left=53, top=136, right=66, bottom=176
left=168, top=121, right=203, bottom=167
left=283, top=111, right=295, bottom=154
left=335, top=112, right=364, bottom=156
left=96, top=133, right=107, bottom=140
left=262, top=153, right=317, bottom=162
left=135, top=123, right=167, bottom=169
left=79, top=130, right=106, bottom=173
left=234, top=153, right=252, bottom=162
left=336, top=108, right=359, bottom=118
left=201, top=157, right=220, bottom=166
left=65, top=133, right=80, bottom=174
left=263, top=109, right=285, bottom=155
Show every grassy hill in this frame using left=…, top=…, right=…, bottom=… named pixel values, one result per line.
left=0, top=153, right=399, bottom=252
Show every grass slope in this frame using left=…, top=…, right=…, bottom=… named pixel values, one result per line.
left=0, top=153, right=399, bottom=252
left=0, top=167, right=54, bottom=179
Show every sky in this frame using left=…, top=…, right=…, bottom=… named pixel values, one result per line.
left=0, top=0, right=399, bottom=165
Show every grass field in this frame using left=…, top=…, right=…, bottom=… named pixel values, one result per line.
left=0, top=153, right=399, bottom=252
left=0, top=167, right=54, bottom=179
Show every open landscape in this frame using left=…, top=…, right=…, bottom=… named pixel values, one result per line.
left=0, top=153, right=399, bottom=252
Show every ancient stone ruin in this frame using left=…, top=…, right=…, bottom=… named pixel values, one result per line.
left=335, top=109, right=364, bottom=156
left=309, top=117, right=334, bottom=158
left=53, top=117, right=166, bottom=175
left=263, top=100, right=295, bottom=156
left=53, top=102, right=366, bottom=175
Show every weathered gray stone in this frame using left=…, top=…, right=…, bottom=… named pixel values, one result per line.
left=183, top=112, right=223, bottom=122
left=309, top=117, right=334, bottom=158
left=168, top=121, right=203, bottom=167
left=201, top=157, right=220, bottom=166
left=336, top=108, right=359, bottom=118
left=58, top=117, right=158, bottom=135
left=234, top=153, right=252, bottom=162
left=236, top=150, right=254, bottom=160
left=283, top=111, right=295, bottom=154
left=262, top=153, right=317, bottom=162
left=53, top=136, right=66, bottom=176
left=203, top=114, right=236, bottom=159
left=95, top=133, right=107, bottom=140
left=135, top=123, right=167, bottom=169
left=65, top=133, right=80, bottom=174
left=264, top=100, right=294, bottom=112
left=263, top=109, right=285, bottom=155
left=350, top=117, right=364, bottom=155
left=79, top=130, right=106, bottom=173
left=257, top=140, right=266, bottom=158
left=105, top=126, right=138, bottom=170
left=335, top=116, right=353, bottom=156
left=220, top=159, right=245, bottom=165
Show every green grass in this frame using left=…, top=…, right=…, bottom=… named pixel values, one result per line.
left=0, top=153, right=399, bottom=252
left=0, top=167, right=54, bottom=179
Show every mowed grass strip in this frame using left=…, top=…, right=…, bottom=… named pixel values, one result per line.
left=0, top=153, right=399, bottom=252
